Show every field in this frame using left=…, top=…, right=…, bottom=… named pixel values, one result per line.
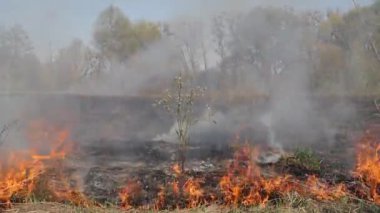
left=0, top=95, right=379, bottom=212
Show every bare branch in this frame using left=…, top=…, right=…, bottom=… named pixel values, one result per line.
left=0, top=120, right=18, bottom=146
left=369, top=34, right=380, bottom=63
left=352, top=0, right=380, bottom=64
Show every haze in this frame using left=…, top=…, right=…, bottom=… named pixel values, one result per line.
left=0, top=0, right=373, bottom=60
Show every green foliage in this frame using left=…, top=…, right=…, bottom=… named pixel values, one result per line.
left=313, top=1, right=380, bottom=95
left=156, top=72, right=206, bottom=171
left=292, top=148, right=322, bottom=172
left=50, top=39, right=87, bottom=89
left=0, top=24, right=42, bottom=91
left=93, top=5, right=161, bottom=62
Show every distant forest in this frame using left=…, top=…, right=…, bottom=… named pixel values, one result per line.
left=1, top=1, right=380, bottom=97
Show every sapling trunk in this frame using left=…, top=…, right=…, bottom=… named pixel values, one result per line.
left=156, top=72, right=205, bottom=172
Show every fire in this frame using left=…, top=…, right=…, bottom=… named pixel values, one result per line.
left=0, top=154, right=44, bottom=205
left=152, top=164, right=208, bottom=209
left=119, top=180, right=142, bottom=209
left=354, top=130, right=380, bottom=204
left=171, top=180, right=180, bottom=196
left=219, top=145, right=290, bottom=206
left=4, top=119, right=379, bottom=210
left=47, top=165, right=91, bottom=207
left=170, top=163, right=181, bottom=198
left=154, top=185, right=166, bottom=210
left=303, top=175, right=346, bottom=201
left=148, top=144, right=349, bottom=210
left=172, top=163, right=182, bottom=177
left=219, top=144, right=346, bottom=207
left=27, top=119, right=73, bottom=160
left=0, top=119, right=79, bottom=206
left=183, top=178, right=205, bottom=208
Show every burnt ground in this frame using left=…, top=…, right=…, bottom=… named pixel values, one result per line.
left=2, top=94, right=380, bottom=211
left=73, top=139, right=353, bottom=205
left=71, top=139, right=232, bottom=203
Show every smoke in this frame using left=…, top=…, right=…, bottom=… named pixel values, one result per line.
left=150, top=5, right=358, bottom=151
left=70, top=38, right=181, bottom=96
left=0, top=2, right=373, bottom=204
left=0, top=1, right=366, bottom=155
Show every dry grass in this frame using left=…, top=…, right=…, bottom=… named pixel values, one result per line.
left=4, top=197, right=379, bottom=213
left=3, top=202, right=121, bottom=213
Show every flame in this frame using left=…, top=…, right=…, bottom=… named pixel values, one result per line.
left=47, top=165, right=91, bottom=207
left=0, top=119, right=79, bottom=206
left=183, top=178, right=205, bottom=208
left=171, top=180, right=180, bottom=197
left=0, top=153, right=44, bottom=205
left=27, top=119, right=73, bottom=160
left=354, top=130, right=380, bottom=204
left=172, top=163, right=182, bottom=177
left=219, top=145, right=289, bottom=206
left=154, top=185, right=166, bottom=210
left=219, top=144, right=346, bottom=207
left=119, top=180, right=141, bottom=209
left=152, top=164, right=208, bottom=209
left=148, top=144, right=349, bottom=210
left=3, top=118, right=373, bottom=211
left=303, top=175, right=346, bottom=201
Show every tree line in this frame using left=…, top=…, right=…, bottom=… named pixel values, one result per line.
left=0, top=2, right=379, bottom=96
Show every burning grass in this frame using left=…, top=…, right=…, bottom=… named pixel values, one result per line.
left=0, top=119, right=90, bottom=208
left=354, top=128, right=380, bottom=204
left=1, top=120, right=380, bottom=211
left=114, top=143, right=363, bottom=211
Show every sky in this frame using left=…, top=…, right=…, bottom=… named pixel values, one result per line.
left=0, top=0, right=374, bottom=60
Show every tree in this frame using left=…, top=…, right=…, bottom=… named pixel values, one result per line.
left=317, top=1, right=380, bottom=94
left=312, top=42, right=346, bottom=93
left=165, top=21, right=206, bottom=74
left=211, top=13, right=232, bottom=92
left=0, top=25, right=33, bottom=57
left=156, top=72, right=205, bottom=172
left=93, top=5, right=161, bottom=62
left=51, top=39, right=87, bottom=89
left=214, top=8, right=317, bottom=97
left=0, top=25, right=41, bottom=91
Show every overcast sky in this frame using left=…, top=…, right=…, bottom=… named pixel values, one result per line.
left=0, top=0, right=374, bottom=60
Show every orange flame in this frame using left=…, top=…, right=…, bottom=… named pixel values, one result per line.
left=219, top=144, right=346, bottom=207
left=219, top=145, right=289, bottom=206
left=0, top=154, right=44, bottom=205
left=354, top=130, right=380, bottom=204
left=183, top=178, right=205, bottom=208
left=119, top=180, right=141, bottom=209
left=149, top=144, right=348, bottom=210
left=303, top=175, right=346, bottom=201
left=154, top=185, right=166, bottom=210
left=172, top=163, right=182, bottom=177
left=152, top=164, right=208, bottom=209
left=27, top=119, right=73, bottom=160
left=171, top=180, right=180, bottom=197
left=0, top=119, right=79, bottom=206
